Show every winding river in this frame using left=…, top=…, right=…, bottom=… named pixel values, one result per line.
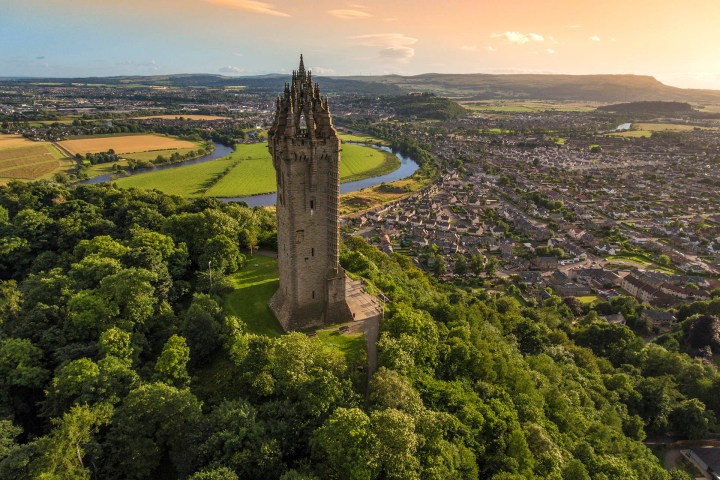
left=77, top=142, right=419, bottom=206
left=78, top=143, right=235, bottom=185
left=221, top=144, right=419, bottom=207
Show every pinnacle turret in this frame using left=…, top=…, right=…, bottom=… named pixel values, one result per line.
left=269, top=55, right=335, bottom=140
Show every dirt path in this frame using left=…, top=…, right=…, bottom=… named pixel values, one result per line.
left=361, top=313, right=380, bottom=377
left=52, top=141, right=75, bottom=160
left=664, top=448, right=683, bottom=470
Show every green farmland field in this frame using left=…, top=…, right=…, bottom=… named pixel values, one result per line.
left=112, top=141, right=399, bottom=198
left=205, top=143, right=275, bottom=197
left=339, top=143, right=398, bottom=182
left=339, top=133, right=389, bottom=145
left=112, top=154, right=237, bottom=196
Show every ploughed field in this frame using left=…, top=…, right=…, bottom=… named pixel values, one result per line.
left=112, top=140, right=400, bottom=198
left=58, top=134, right=197, bottom=155
left=460, top=99, right=599, bottom=112
left=0, top=134, right=70, bottom=183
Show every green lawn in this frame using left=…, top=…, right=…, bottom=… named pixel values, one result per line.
left=509, top=293, right=527, bottom=307
left=315, top=328, right=365, bottom=359
left=607, top=253, right=679, bottom=275
left=608, top=253, right=653, bottom=266
left=113, top=141, right=399, bottom=198
left=339, top=133, right=388, bottom=145
left=223, top=255, right=368, bottom=363
left=606, top=130, right=652, bottom=138
left=46, top=143, right=68, bottom=160
left=224, top=255, right=284, bottom=337
left=577, top=295, right=600, bottom=305
left=84, top=159, right=131, bottom=178
left=481, top=128, right=513, bottom=134
left=634, top=122, right=716, bottom=132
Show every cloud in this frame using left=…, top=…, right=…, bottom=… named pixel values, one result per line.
left=352, top=33, right=418, bottom=63
left=328, top=9, right=370, bottom=19
left=486, top=46, right=497, bottom=52
left=565, top=24, right=582, bottom=28
left=115, top=59, right=160, bottom=72
left=202, top=0, right=289, bottom=17
left=117, top=60, right=158, bottom=67
left=310, top=66, right=336, bottom=75
left=459, top=45, right=476, bottom=51
left=589, top=35, right=601, bottom=42
left=233, top=52, right=244, bottom=57
left=219, top=65, right=244, bottom=74
left=352, top=33, right=417, bottom=46
left=35, top=56, right=45, bottom=60
left=526, top=33, right=544, bottom=42
left=610, top=37, right=617, bottom=42
left=545, top=48, right=555, bottom=54
left=378, top=46, right=415, bottom=62
left=491, top=31, right=544, bottom=44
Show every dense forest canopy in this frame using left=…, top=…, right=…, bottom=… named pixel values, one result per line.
left=596, top=102, right=695, bottom=114
left=0, top=182, right=717, bottom=479
left=386, top=94, right=467, bottom=121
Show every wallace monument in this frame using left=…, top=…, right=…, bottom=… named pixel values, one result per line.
left=268, top=55, right=356, bottom=331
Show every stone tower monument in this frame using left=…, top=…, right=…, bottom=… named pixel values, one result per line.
left=268, top=55, right=354, bottom=331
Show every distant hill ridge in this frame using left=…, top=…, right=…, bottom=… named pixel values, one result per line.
left=7, top=72, right=720, bottom=103
left=335, top=73, right=720, bottom=103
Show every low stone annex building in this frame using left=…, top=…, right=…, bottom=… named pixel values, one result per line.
left=268, top=56, right=361, bottom=331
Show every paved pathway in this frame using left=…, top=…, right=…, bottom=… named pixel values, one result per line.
left=344, top=277, right=383, bottom=392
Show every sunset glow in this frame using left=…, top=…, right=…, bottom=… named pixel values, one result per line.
left=1, top=0, right=719, bottom=89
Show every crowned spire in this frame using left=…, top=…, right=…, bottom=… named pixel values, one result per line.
left=270, top=55, right=335, bottom=139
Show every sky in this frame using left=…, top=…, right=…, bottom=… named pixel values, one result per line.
left=2, top=0, right=720, bottom=90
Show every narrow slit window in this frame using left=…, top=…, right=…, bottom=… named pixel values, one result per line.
left=312, top=290, right=315, bottom=299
